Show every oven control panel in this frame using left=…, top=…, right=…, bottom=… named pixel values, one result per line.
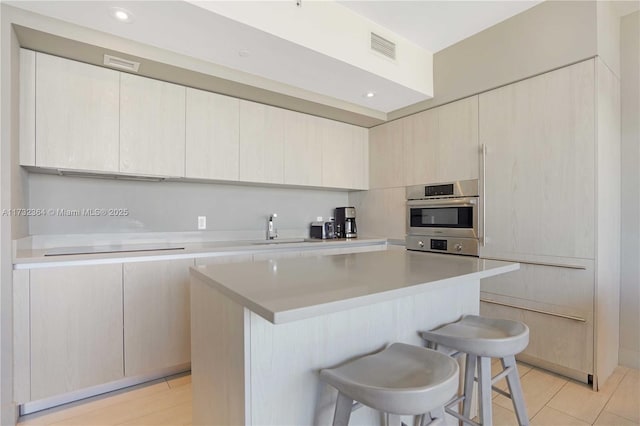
left=405, top=235, right=479, bottom=257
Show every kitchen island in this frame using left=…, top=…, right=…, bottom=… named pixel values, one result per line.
left=190, top=250, right=519, bottom=425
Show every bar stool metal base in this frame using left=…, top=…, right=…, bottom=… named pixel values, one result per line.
left=421, top=315, right=530, bottom=426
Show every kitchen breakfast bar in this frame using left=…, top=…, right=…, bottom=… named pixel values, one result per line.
left=190, top=250, right=519, bottom=425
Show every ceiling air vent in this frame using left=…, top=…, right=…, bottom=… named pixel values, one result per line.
left=370, top=32, right=396, bottom=60
left=103, top=54, right=140, bottom=72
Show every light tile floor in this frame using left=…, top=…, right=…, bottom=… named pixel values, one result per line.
left=17, top=364, right=639, bottom=426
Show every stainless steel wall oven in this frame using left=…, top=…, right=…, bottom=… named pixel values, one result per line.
left=406, top=179, right=479, bottom=256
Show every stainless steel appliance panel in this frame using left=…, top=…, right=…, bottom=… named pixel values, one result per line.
left=406, top=235, right=479, bottom=256
left=407, top=197, right=478, bottom=238
left=406, top=179, right=479, bottom=200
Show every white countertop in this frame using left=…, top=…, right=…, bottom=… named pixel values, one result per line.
left=191, top=250, right=520, bottom=324
left=13, top=237, right=387, bottom=269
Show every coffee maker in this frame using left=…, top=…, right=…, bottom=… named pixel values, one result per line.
left=335, top=207, right=357, bottom=238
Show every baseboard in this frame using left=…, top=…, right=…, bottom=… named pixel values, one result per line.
left=618, top=348, right=640, bottom=369
left=20, top=363, right=190, bottom=416
left=516, top=353, right=591, bottom=384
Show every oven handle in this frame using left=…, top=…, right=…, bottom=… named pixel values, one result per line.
left=406, top=198, right=478, bottom=207
left=480, top=144, right=486, bottom=246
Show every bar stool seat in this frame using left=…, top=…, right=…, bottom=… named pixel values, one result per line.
left=421, top=315, right=530, bottom=426
left=320, top=343, right=459, bottom=425
left=421, top=314, right=529, bottom=358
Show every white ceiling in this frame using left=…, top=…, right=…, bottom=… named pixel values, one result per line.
left=8, top=0, right=545, bottom=114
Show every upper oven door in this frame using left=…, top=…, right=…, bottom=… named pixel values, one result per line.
left=407, top=197, right=478, bottom=238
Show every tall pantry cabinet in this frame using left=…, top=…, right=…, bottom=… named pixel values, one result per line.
left=361, top=57, right=620, bottom=388
left=478, top=58, right=620, bottom=389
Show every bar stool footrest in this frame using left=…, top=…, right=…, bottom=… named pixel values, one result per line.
left=444, top=406, right=481, bottom=426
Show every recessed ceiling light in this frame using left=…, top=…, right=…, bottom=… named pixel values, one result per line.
left=364, top=91, right=376, bottom=98
left=109, top=7, right=134, bottom=23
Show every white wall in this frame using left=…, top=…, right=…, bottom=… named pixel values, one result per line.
left=619, top=10, right=640, bottom=369
left=0, top=5, right=22, bottom=424
left=27, top=174, right=348, bottom=239
left=389, top=0, right=598, bottom=119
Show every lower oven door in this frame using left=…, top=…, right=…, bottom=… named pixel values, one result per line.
left=407, top=197, right=478, bottom=238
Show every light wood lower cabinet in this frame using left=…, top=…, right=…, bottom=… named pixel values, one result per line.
left=481, top=261, right=596, bottom=380
left=481, top=261, right=596, bottom=381
left=18, top=245, right=388, bottom=404
left=123, top=259, right=194, bottom=376
left=480, top=299, right=594, bottom=380
left=30, top=264, right=124, bottom=400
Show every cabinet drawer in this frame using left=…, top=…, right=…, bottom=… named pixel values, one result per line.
left=480, top=300, right=593, bottom=376
left=480, top=260, right=594, bottom=313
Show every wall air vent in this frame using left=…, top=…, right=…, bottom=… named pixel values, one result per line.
left=103, top=54, right=140, bottom=72
left=370, top=32, right=396, bottom=60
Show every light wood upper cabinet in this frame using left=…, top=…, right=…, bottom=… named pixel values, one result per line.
left=403, top=96, right=479, bottom=186
left=185, top=88, right=239, bottom=181
left=432, top=96, right=479, bottom=183
left=21, top=51, right=370, bottom=190
left=239, top=100, right=285, bottom=184
left=120, top=73, right=186, bottom=176
left=368, top=96, right=478, bottom=188
left=19, top=49, right=36, bottom=166
left=403, top=110, right=437, bottom=186
left=30, top=264, right=123, bottom=400
left=369, top=118, right=405, bottom=189
left=33, top=52, right=120, bottom=171
left=123, top=259, right=193, bottom=377
left=480, top=60, right=595, bottom=259
left=322, top=120, right=368, bottom=190
left=283, top=110, right=323, bottom=187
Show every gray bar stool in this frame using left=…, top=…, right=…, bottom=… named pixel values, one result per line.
left=320, top=343, right=459, bottom=426
left=420, top=315, right=530, bottom=426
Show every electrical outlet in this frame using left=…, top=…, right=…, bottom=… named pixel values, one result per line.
left=197, top=216, right=206, bottom=230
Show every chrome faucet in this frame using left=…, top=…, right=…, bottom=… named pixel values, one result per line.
left=267, top=213, right=278, bottom=240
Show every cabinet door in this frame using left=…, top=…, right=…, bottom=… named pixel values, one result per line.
left=322, top=120, right=368, bottom=190
left=30, top=264, right=123, bottom=400
left=283, top=111, right=322, bottom=186
left=123, top=259, right=193, bottom=376
left=480, top=60, right=595, bottom=259
left=433, top=96, right=479, bottom=182
left=239, top=100, right=284, bottom=184
left=352, top=126, right=370, bottom=190
left=480, top=300, right=594, bottom=377
left=120, top=73, right=186, bottom=176
left=35, top=53, right=119, bottom=171
left=403, top=109, right=437, bottom=185
left=369, top=119, right=405, bottom=189
left=404, top=96, right=479, bottom=186
left=185, top=88, right=239, bottom=180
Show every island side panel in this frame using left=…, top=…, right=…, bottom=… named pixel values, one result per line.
left=248, top=279, right=480, bottom=425
left=191, top=275, right=248, bottom=426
